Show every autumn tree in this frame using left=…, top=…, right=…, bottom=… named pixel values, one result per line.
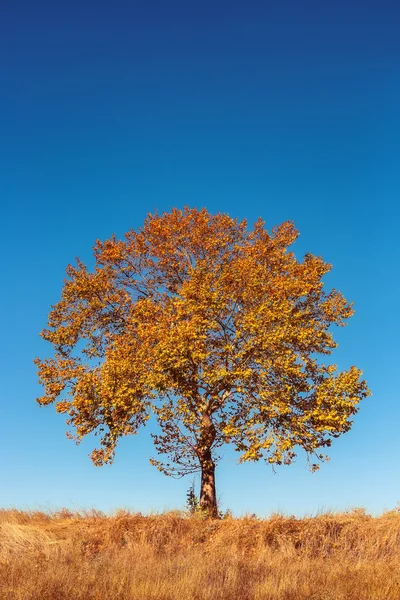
left=35, top=207, right=370, bottom=518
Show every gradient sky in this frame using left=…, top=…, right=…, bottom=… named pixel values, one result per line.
left=2, top=0, right=400, bottom=516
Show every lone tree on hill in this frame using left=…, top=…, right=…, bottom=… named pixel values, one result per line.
left=35, top=207, right=370, bottom=518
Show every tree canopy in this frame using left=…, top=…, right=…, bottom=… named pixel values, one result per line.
left=35, top=207, right=370, bottom=517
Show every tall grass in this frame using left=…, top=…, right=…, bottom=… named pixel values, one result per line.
left=1, top=508, right=400, bottom=599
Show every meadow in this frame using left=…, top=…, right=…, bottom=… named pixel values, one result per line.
left=1, top=508, right=399, bottom=599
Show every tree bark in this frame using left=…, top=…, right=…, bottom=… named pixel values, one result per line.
left=198, top=413, right=219, bottom=518
left=199, top=451, right=218, bottom=518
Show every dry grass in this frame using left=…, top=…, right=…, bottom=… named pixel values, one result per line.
left=1, top=507, right=400, bottom=599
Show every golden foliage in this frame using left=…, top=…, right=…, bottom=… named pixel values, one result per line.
left=35, top=207, right=370, bottom=475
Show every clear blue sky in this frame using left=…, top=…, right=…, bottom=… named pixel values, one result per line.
left=2, top=0, right=399, bottom=516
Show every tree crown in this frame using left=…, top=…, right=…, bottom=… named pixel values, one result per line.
left=35, top=207, right=370, bottom=475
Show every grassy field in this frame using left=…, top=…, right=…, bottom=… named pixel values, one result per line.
left=1, top=508, right=400, bottom=599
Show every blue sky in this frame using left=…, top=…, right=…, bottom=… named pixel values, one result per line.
left=2, top=0, right=399, bottom=516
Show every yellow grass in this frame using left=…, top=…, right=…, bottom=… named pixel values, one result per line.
left=1, top=508, right=400, bottom=599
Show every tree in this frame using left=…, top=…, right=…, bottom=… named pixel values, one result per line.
left=35, top=207, right=370, bottom=518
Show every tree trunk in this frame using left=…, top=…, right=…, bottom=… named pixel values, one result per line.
left=198, top=413, right=219, bottom=518
left=199, top=452, right=219, bottom=518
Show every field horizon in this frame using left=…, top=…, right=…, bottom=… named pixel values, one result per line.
left=2, top=506, right=400, bottom=599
